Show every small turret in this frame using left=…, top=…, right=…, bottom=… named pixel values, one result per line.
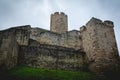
left=86, top=17, right=102, bottom=26
left=54, top=12, right=59, bottom=15
left=80, top=26, right=86, bottom=33
left=104, top=20, right=114, bottom=27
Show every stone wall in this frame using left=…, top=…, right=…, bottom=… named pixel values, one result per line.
left=80, top=17, right=120, bottom=74
left=0, top=25, right=31, bottom=46
left=0, top=30, right=18, bottom=70
left=0, top=15, right=119, bottom=75
left=30, top=28, right=82, bottom=49
left=0, top=25, right=30, bottom=70
left=80, top=18, right=102, bottom=62
left=18, top=39, right=85, bottom=70
left=50, top=12, right=68, bottom=34
left=14, top=25, right=31, bottom=46
left=60, top=30, right=82, bottom=49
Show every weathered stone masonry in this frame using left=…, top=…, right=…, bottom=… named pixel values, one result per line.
left=18, top=39, right=85, bottom=70
left=30, top=28, right=82, bottom=49
left=0, top=25, right=85, bottom=70
left=0, top=29, right=18, bottom=70
left=80, top=18, right=119, bottom=74
left=0, top=12, right=119, bottom=74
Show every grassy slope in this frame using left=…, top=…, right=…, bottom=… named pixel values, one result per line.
left=0, top=66, right=98, bottom=80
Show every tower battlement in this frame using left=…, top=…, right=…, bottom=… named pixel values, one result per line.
left=52, top=12, right=67, bottom=16
left=80, top=26, right=86, bottom=33
left=54, top=12, right=59, bottom=15
left=86, top=17, right=114, bottom=28
left=104, top=20, right=114, bottom=27
left=86, top=17, right=102, bottom=26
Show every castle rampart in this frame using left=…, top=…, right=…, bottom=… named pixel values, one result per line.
left=18, top=39, right=85, bottom=70
left=0, top=12, right=119, bottom=75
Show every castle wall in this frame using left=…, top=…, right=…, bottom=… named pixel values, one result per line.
left=18, top=39, right=85, bottom=70
left=60, top=30, right=82, bottom=49
left=95, top=20, right=119, bottom=60
left=38, top=32, right=60, bottom=46
left=0, top=12, right=119, bottom=75
left=0, top=25, right=30, bottom=70
left=50, top=12, right=68, bottom=34
left=30, top=28, right=82, bottom=49
left=80, top=17, right=119, bottom=74
left=14, top=25, right=31, bottom=46
left=0, top=30, right=18, bottom=70
left=30, top=28, right=61, bottom=46
left=80, top=18, right=102, bottom=61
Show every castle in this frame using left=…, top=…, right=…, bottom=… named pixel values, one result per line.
left=0, top=12, right=119, bottom=74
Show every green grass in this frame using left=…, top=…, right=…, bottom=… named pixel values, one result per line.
left=0, top=66, right=98, bottom=80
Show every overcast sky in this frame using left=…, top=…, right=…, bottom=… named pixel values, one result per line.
left=0, top=0, right=120, bottom=54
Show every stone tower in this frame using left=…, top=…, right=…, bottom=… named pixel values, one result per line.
left=50, top=12, right=68, bottom=34
left=80, top=17, right=119, bottom=74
